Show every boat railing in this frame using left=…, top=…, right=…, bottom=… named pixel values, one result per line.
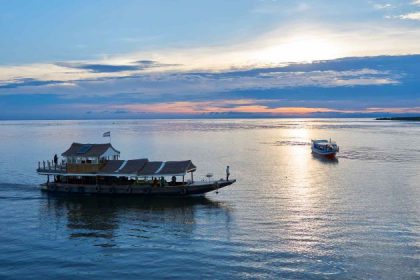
left=37, top=160, right=67, bottom=173
left=37, top=161, right=107, bottom=173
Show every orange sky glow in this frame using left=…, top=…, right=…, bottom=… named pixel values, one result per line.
left=109, top=101, right=420, bottom=115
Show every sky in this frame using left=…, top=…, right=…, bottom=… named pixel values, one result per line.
left=1, top=0, right=420, bottom=119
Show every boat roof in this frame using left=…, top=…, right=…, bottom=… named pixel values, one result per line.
left=312, top=139, right=329, bottom=143
left=97, top=159, right=196, bottom=176
left=62, top=143, right=120, bottom=157
left=315, top=142, right=330, bottom=146
left=158, top=160, right=196, bottom=175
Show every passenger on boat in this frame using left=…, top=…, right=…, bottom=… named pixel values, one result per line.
left=153, top=177, right=159, bottom=187
left=226, top=166, right=230, bottom=181
left=53, top=154, right=58, bottom=167
left=160, top=176, right=165, bottom=187
left=171, top=176, right=176, bottom=186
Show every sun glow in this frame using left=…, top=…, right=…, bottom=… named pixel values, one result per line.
left=252, top=35, right=343, bottom=64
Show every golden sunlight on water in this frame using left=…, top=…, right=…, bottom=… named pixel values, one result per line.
left=273, top=128, right=333, bottom=260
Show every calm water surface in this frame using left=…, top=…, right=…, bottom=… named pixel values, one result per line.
left=0, top=119, right=419, bottom=279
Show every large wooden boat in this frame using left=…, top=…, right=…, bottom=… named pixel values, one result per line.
left=37, top=143, right=236, bottom=196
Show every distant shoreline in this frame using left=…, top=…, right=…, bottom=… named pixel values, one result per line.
left=376, top=117, right=420, bottom=121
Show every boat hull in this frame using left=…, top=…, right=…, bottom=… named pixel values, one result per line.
left=40, top=180, right=236, bottom=196
left=312, top=152, right=336, bottom=159
left=311, top=148, right=337, bottom=159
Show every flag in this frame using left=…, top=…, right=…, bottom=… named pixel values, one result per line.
left=103, top=131, right=111, bottom=137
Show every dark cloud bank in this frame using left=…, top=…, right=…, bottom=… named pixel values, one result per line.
left=0, top=55, right=419, bottom=120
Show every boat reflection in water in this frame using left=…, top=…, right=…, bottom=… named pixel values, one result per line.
left=40, top=192, right=232, bottom=243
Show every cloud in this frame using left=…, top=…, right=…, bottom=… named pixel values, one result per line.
left=397, top=11, right=420, bottom=20
left=3, top=53, right=416, bottom=118
left=0, top=47, right=418, bottom=119
left=373, top=3, right=392, bottom=10
left=0, top=66, right=399, bottom=99
left=55, top=60, right=174, bottom=73
left=0, top=56, right=408, bottom=118
left=412, top=0, right=420, bottom=6
left=0, top=78, right=66, bottom=89
left=57, top=63, right=141, bottom=73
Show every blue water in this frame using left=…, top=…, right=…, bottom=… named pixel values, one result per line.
left=0, top=119, right=419, bottom=279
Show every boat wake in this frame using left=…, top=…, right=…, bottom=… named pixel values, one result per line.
left=0, top=182, right=39, bottom=190
left=273, top=140, right=311, bottom=146
left=339, top=149, right=419, bottom=162
left=0, top=183, right=43, bottom=200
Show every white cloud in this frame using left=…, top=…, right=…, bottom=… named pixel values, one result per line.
left=412, top=0, right=420, bottom=6
left=397, top=11, right=420, bottom=20
left=373, top=3, right=392, bottom=9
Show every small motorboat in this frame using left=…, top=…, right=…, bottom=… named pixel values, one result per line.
left=311, top=139, right=339, bottom=158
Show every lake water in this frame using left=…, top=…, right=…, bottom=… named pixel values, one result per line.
left=0, top=119, right=419, bottom=279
